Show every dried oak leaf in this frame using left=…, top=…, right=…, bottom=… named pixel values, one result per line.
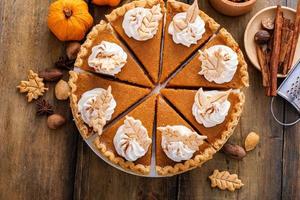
left=17, top=70, right=48, bottom=102
left=209, top=170, right=244, bottom=192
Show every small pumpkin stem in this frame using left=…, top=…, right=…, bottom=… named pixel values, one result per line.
left=63, top=8, right=72, bottom=18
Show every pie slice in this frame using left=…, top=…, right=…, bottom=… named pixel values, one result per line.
left=106, top=0, right=165, bottom=83
left=156, top=95, right=216, bottom=175
left=94, top=95, right=156, bottom=175
left=160, top=0, right=220, bottom=83
left=75, top=21, right=153, bottom=88
left=161, top=88, right=245, bottom=150
left=69, top=71, right=151, bottom=138
left=167, top=28, right=249, bottom=89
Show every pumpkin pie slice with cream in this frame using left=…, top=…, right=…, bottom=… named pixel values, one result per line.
left=106, top=0, right=165, bottom=83
left=167, top=28, right=249, bottom=89
left=161, top=88, right=245, bottom=150
left=94, top=95, right=156, bottom=175
left=156, top=95, right=216, bottom=176
left=75, top=21, right=153, bottom=88
left=160, top=0, right=220, bottom=83
left=69, top=71, right=151, bottom=139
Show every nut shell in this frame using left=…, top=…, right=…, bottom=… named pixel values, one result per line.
left=222, top=143, right=246, bottom=160
left=66, top=42, right=81, bottom=60
left=39, top=68, right=63, bottom=82
left=55, top=80, right=70, bottom=100
left=244, top=132, right=260, bottom=151
left=262, top=17, right=274, bottom=31
left=47, top=114, right=66, bottom=129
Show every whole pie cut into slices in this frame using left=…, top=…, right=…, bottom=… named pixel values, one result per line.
left=106, top=0, right=165, bottom=83
left=160, top=0, right=220, bottom=83
left=161, top=88, right=245, bottom=150
left=94, top=95, right=156, bottom=175
left=75, top=21, right=153, bottom=88
left=69, top=71, right=151, bottom=138
left=167, top=28, right=249, bottom=89
left=156, top=95, right=216, bottom=175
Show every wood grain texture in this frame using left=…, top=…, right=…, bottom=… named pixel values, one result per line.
left=1, top=0, right=300, bottom=199
left=0, top=0, right=78, bottom=199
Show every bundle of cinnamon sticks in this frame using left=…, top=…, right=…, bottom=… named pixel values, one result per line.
left=255, top=3, right=300, bottom=96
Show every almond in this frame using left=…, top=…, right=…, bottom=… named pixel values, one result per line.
left=244, top=132, right=260, bottom=151
left=39, top=68, right=63, bottom=82
left=47, top=114, right=66, bottom=129
left=222, top=143, right=246, bottom=160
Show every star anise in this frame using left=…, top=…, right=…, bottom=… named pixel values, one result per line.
left=36, top=98, right=54, bottom=116
left=55, top=56, right=75, bottom=70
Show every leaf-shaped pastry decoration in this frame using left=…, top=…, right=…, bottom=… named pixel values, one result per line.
left=137, top=5, right=162, bottom=39
left=17, top=70, right=48, bottom=102
left=123, top=116, right=151, bottom=149
left=209, top=170, right=244, bottom=192
left=173, top=0, right=199, bottom=32
left=185, top=0, right=199, bottom=24
left=90, top=86, right=113, bottom=135
left=158, top=125, right=206, bottom=151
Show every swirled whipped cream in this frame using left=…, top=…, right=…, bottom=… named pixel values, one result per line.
left=199, top=45, right=238, bottom=84
left=88, top=41, right=127, bottom=76
left=122, top=5, right=163, bottom=41
left=168, top=12, right=205, bottom=47
left=158, top=125, right=207, bottom=162
left=113, top=116, right=152, bottom=161
left=78, top=87, right=116, bottom=134
left=192, top=88, right=231, bottom=128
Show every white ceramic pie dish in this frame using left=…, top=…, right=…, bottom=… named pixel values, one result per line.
left=244, top=6, right=300, bottom=78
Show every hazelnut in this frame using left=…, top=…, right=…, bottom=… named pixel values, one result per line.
left=38, top=68, right=63, bottom=82
left=254, top=30, right=271, bottom=45
left=222, top=143, right=246, bottom=160
left=55, top=80, right=70, bottom=100
left=262, top=18, right=275, bottom=31
left=47, top=114, right=66, bottom=129
left=66, top=42, right=81, bottom=60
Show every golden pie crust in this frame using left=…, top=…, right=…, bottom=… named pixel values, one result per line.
left=94, top=95, right=156, bottom=175
left=69, top=0, right=249, bottom=176
left=167, top=28, right=249, bottom=89
left=75, top=20, right=153, bottom=88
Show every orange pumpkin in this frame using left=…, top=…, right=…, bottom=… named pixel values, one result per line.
left=92, top=0, right=121, bottom=7
left=47, top=0, right=94, bottom=41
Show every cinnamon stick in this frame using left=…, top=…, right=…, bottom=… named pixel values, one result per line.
left=279, top=19, right=291, bottom=71
left=256, top=44, right=269, bottom=87
left=287, top=1, right=300, bottom=71
left=270, top=6, right=283, bottom=96
left=282, top=22, right=295, bottom=74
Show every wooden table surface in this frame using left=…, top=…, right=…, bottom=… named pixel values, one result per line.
left=1, top=0, right=299, bottom=199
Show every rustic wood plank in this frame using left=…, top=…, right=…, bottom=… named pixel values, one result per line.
left=177, top=0, right=286, bottom=199
left=0, top=0, right=78, bottom=199
left=282, top=1, right=300, bottom=199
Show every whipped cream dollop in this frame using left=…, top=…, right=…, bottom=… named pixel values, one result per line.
left=159, top=125, right=207, bottom=162
left=78, top=87, right=116, bottom=134
left=88, top=41, right=127, bottom=76
left=199, top=45, right=238, bottom=84
left=192, top=88, right=231, bottom=128
left=168, top=12, right=205, bottom=47
left=113, top=116, right=152, bottom=162
left=122, top=5, right=163, bottom=41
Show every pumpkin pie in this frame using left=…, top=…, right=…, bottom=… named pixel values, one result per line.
left=161, top=88, right=245, bottom=150
left=156, top=95, right=216, bottom=175
left=167, top=28, right=249, bottom=89
left=75, top=20, right=153, bottom=88
left=106, top=0, right=165, bottom=83
left=160, top=0, right=220, bottom=83
left=69, top=71, right=151, bottom=138
left=94, top=95, right=156, bottom=175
